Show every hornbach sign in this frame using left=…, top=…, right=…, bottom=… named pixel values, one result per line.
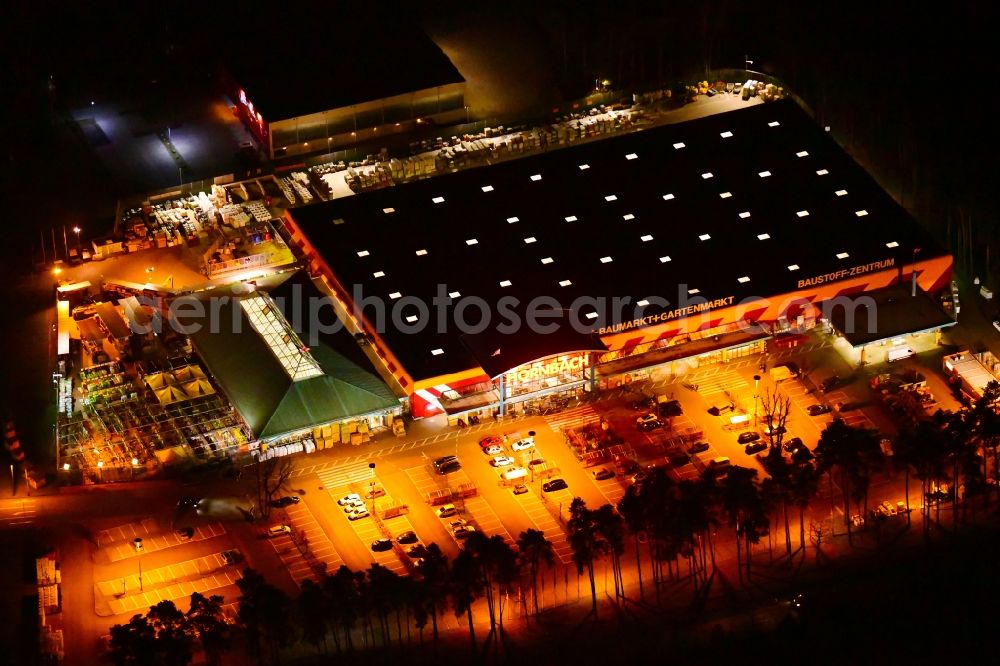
left=599, top=296, right=735, bottom=335
left=506, top=354, right=590, bottom=384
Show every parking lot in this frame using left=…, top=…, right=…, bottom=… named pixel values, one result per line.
left=269, top=499, right=345, bottom=585
left=98, top=519, right=227, bottom=563
left=96, top=551, right=242, bottom=616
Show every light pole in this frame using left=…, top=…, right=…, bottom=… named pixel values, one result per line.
left=911, top=247, right=921, bottom=297
left=368, top=462, right=376, bottom=516
left=9, top=464, right=14, bottom=496
left=753, top=374, right=761, bottom=427
left=73, top=226, right=81, bottom=254
left=133, top=537, right=143, bottom=591
left=745, top=55, right=753, bottom=73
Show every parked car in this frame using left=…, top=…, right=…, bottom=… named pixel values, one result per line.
left=175, top=527, right=194, bottom=541
left=267, top=525, right=292, bottom=537
left=657, top=399, right=683, bottom=417
left=479, top=435, right=502, bottom=449
left=491, top=455, right=515, bottom=467
left=512, top=483, right=529, bottom=495
left=396, top=530, right=418, bottom=544
left=764, top=423, right=787, bottom=436
left=637, top=416, right=663, bottom=432
left=592, top=467, right=615, bottom=481
left=433, top=455, right=459, bottom=468
left=436, top=503, right=458, bottom=518
left=271, top=495, right=300, bottom=508
left=528, top=458, right=546, bottom=467
left=221, top=550, right=242, bottom=566
left=436, top=460, right=461, bottom=474
left=342, top=499, right=365, bottom=513
left=807, top=403, right=832, bottom=416
left=630, top=470, right=649, bottom=485
left=511, top=438, right=535, bottom=451
left=738, top=431, right=761, bottom=444
left=791, top=446, right=814, bottom=463
left=483, top=444, right=503, bottom=455
left=371, top=538, right=393, bottom=552
left=783, top=437, right=804, bottom=452
left=347, top=508, right=370, bottom=521
left=668, top=452, right=691, bottom=467
left=365, top=487, right=386, bottom=500
left=820, top=375, right=845, bottom=393
left=631, top=396, right=656, bottom=410
left=407, top=544, right=428, bottom=558
left=745, top=441, right=768, bottom=455
left=636, top=413, right=659, bottom=427
left=338, top=493, right=362, bottom=506
left=687, top=441, right=710, bottom=455
left=542, top=478, right=569, bottom=492
left=453, top=525, right=477, bottom=539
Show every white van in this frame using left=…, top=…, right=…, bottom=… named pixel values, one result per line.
left=887, top=347, right=915, bottom=363
left=502, top=467, right=528, bottom=481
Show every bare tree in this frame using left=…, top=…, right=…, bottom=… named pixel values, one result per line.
left=253, top=456, right=295, bottom=519
left=759, top=387, right=792, bottom=452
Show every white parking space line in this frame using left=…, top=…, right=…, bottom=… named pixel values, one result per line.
left=318, top=469, right=410, bottom=575
left=513, top=490, right=573, bottom=564
left=316, top=461, right=381, bottom=490
left=696, top=370, right=749, bottom=399
left=272, top=499, right=345, bottom=584
left=0, top=499, right=37, bottom=527
left=99, top=552, right=242, bottom=616
left=105, top=523, right=227, bottom=562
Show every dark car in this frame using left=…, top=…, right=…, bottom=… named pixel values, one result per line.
left=436, top=461, right=461, bottom=475
left=221, top=549, right=242, bottom=566
left=668, top=452, right=691, bottom=467
left=631, top=396, right=656, bottom=411
left=542, top=478, right=569, bottom=492
left=371, top=538, right=393, bottom=552
left=396, top=530, right=418, bottom=545
left=657, top=400, right=683, bottom=417
left=807, top=403, right=832, bottom=416
left=688, top=441, right=711, bottom=455
left=407, top=544, right=428, bottom=559
left=738, top=431, right=761, bottom=444
left=175, top=527, right=194, bottom=541
left=745, top=441, right=768, bottom=455
left=820, top=376, right=844, bottom=393
left=512, top=483, right=529, bottom=495
left=271, top=495, right=300, bottom=508
left=791, top=446, right=814, bottom=463
left=783, top=437, right=804, bottom=453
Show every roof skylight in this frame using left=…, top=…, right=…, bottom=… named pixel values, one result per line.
left=383, top=207, right=395, bottom=214
left=688, top=288, right=700, bottom=295
left=835, top=189, right=848, bottom=196
left=585, top=312, right=598, bottom=319
left=637, top=299, right=650, bottom=306
left=239, top=294, right=323, bottom=382
left=507, top=216, right=519, bottom=223
left=886, top=241, right=899, bottom=248
left=448, top=291, right=461, bottom=298
left=530, top=174, right=542, bottom=181
left=836, top=252, right=850, bottom=259
left=466, top=238, right=478, bottom=245
left=673, top=142, right=686, bottom=149
left=373, top=271, right=385, bottom=278
left=659, top=256, right=671, bottom=263
left=796, top=210, right=810, bottom=218
left=406, top=315, right=419, bottom=323
left=816, top=169, right=829, bottom=176
left=739, top=211, right=751, bottom=219
left=357, top=250, right=370, bottom=257
left=500, top=280, right=512, bottom=287
left=541, top=257, right=554, bottom=264
left=579, top=164, right=590, bottom=170
left=759, top=170, right=772, bottom=178
left=738, top=276, right=750, bottom=283
left=559, top=280, right=572, bottom=287
left=663, top=193, right=675, bottom=200
left=623, top=213, right=635, bottom=220
left=768, top=121, right=780, bottom=127
left=600, top=256, right=613, bottom=263
left=702, top=172, right=713, bottom=179
left=788, top=264, right=800, bottom=271
left=758, top=233, right=770, bottom=240
left=605, top=194, right=618, bottom=202
left=389, top=291, right=402, bottom=299
left=720, top=192, right=732, bottom=198
left=431, top=348, right=444, bottom=356
left=524, top=237, right=536, bottom=244
left=720, top=131, right=733, bottom=138
left=699, top=234, right=711, bottom=241
left=481, top=185, right=494, bottom=192
left=626, top=153, right=638, bottom=160
left=796, top=151, right=809, bottom=157
left=432, top=196, right=445, bottom=203
left=855, top=210, right=869, bottom=217
left=415, top=249, right=428, bottom=256
left=565, top=215, right=578, bottom=222
left=640, top=235, right=653, bottom=242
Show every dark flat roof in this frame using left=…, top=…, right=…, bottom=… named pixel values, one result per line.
left=828, top=285, right=955, bottom=347
left=221, top=9, right=463, bottom=122
left=290, top=100, right=947, bottom=382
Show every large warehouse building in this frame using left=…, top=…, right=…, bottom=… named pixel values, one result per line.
left=218, top=12, right=465, bottom=159
left=278, top=99, right=954, bottom=421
